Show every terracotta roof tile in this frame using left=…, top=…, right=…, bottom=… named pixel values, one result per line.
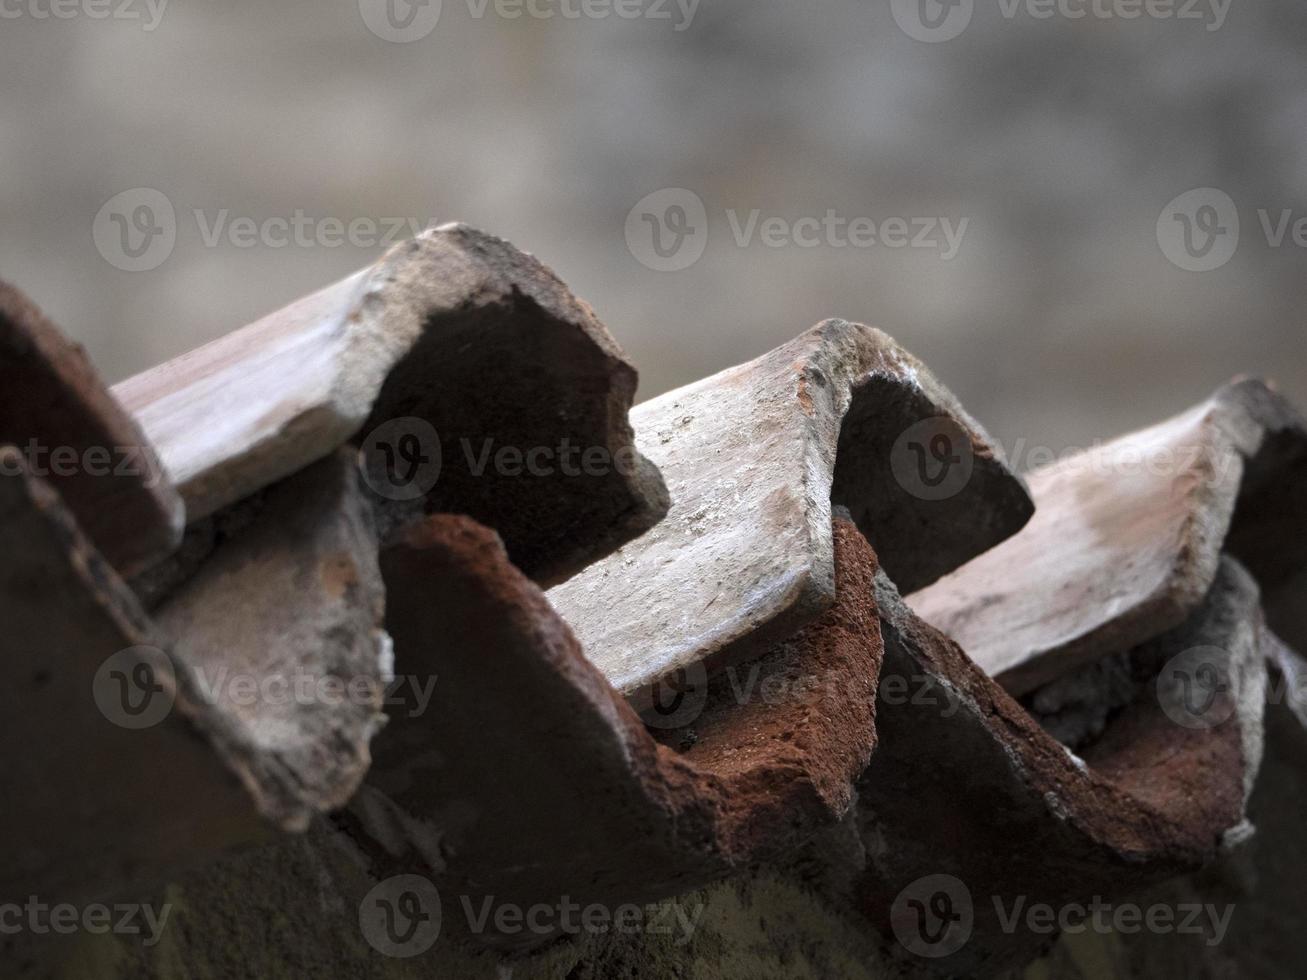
left=0, top=281, right=183, bottom=575
left=347, top=511, right=883, bottom=949
left=856, top=557, right=1266, bottom=973
left=549, top=319, right=1032, bottom=696
left=910, top=378, right=1307, bottom=694
left=113, top=223, right=668, bottom=585
left=3, top=226, right=1306, bottom=978
left=0, top=449, right=261, bottom=906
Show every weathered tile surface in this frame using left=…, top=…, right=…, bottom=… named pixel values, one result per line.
left=549, top=319, right=1032, bottom=695
left=0, top=281, right=183, bottom=575
left=854, top=557, right=1266, bottom=974
left=910, top=379, right=1307, bottom=694
left=344, top=513, right=884, bottom=948
left=115, top=224, right=668, bottom=585
left=152, top=449, right=390, bottom=824
left=0, top=450, right=262, bottom=906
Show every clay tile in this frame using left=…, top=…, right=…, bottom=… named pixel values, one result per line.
left=113, top=224, right=669, bottom=586
left=910, top=379, right=1307, bottom=695
left=344, top=513, right=885, bottom=949
left=0, top=449, right=260, bottom=906
left=2, top=446, right=401, bottom=906
left=548, top=319, right=1033, bottom=698
left=150, top=448, right=390, bottom=822
left=855, top=556, right=1267, bottom=974
left=0, top=280, right=183, bottom=575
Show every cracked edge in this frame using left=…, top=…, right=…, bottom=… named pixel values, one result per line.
left=854, top=557, right=1266, bottom=974
left=910, top=378, right=1307, bottom=695
left=113, top=224, right=668, bottom=584
left=341, top=513, right=884, bottom=950
left=0, top=280, right=183, bottom=576
left=550, top=318, right=1032, bottom=697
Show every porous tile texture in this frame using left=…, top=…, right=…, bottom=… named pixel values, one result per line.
left=3, top=230, right=1305, bottom=979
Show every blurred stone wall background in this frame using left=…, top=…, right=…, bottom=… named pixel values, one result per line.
left=1, top=0, right=1303, bottom=463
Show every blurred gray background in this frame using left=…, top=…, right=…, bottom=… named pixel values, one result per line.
left=1, top=0, right=1304, bottom=463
